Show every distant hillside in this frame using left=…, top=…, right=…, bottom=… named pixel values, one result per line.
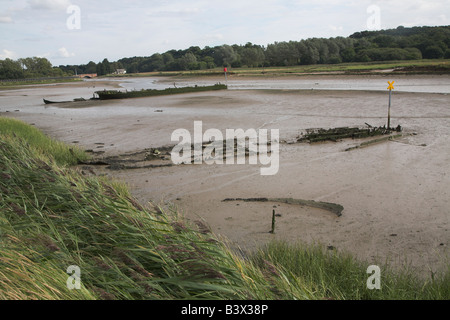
left=1, top=25, right=449, bottom=80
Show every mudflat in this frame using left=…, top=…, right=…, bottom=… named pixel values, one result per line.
left=1, top=74, right=449, bottom=276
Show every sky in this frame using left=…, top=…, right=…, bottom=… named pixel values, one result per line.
left=0, top=0, right=449, bottom=66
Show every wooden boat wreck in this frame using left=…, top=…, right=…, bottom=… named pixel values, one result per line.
left=95, top=83, right=227, bottom=100
left=43, top=98, right=71, bottom=104
left=43, top=97, right=93, bottom=104
left=296, top=125, right=402, bottom=143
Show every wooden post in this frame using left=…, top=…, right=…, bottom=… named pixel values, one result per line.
left=387, top=81, right=394, bottom=130
left=388, top=89, right=391, bottom=129
left=270, top=209, right=276, bottom=234
left=224, top=67, right=228, bottom=87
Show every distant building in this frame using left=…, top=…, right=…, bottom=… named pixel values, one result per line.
left=115, top=69, right=126, bottom=74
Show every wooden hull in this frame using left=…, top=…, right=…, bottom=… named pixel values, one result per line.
left=95, top=84, right=227, bottom=100
left=43, top=99, right=71, bottom=104
left=43, top=98, right=88, bottom=104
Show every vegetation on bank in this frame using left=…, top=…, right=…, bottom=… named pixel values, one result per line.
left=1, top=25, right=448, bottom=81
left=0, top=118, right=88, bottom=165
left=0, top=78, right=82, bottom=88
left=106, top=59, right=450, bottom=78
left=0, top=57, right=73, bottom=80
left=60, top=25, right=450, bottom=75
left=0, top=118, right=448, bottom=300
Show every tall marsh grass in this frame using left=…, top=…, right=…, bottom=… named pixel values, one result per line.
left=0, top=132, right=319, bottom=299
left=251, top=241, right=449, bottom=300
left=0, top=117, right=88, bottom=166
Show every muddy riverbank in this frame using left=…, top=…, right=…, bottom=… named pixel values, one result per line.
left=1, top=75, right=448, bottom=276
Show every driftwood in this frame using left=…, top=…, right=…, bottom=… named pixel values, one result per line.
left=222, top=197, right=344, bottom=217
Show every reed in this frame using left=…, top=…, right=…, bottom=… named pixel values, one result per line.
left=0, top=117, right=88, bottom=166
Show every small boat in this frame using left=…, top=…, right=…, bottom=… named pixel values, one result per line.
left=43, top=97, right=87, bottom=104
left=43, top=98, right=71, bottom=104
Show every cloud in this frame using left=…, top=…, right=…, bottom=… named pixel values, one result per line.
left=0, top=16, right=13, bottom=23
left=56, top=47, right=75, bottom=58
left=0, top=49, right=17, bottom=59
left=203, top=33, right=224, bottom=41
left=28, top=0, right=72, bottom=11
left=3, top=0, right=448, bottom=65
left=329, top=25, right=344, bottom=32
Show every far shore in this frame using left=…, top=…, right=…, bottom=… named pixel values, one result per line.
left=1, top=58, right=448, bottom=91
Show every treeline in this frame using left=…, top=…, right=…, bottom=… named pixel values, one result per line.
left=92, top=25, right=450, bottom=74
left=1, top=26, right=449, bottom=80
left=0, top=57, right=69, bottom=80
left=56, top=58, right=125, bottom=76
left=0, top=55, right=127, bottom=80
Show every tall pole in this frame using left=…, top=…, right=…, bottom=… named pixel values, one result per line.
left=224, top=67, right=228, bottom=87
left=387, top=81, right=394, bottom=130
left=388, top=88, right=391, bottom=130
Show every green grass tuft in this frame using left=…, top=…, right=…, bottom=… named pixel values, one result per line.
left=0, top=117, right=88, bottom=166
left=251, top=241, right=449, bottom=300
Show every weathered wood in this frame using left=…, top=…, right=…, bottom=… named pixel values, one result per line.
left=296, top=125, right=401, bottom=144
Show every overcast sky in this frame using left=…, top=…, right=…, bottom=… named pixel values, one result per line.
left=1, top=0, right=449, bottom=66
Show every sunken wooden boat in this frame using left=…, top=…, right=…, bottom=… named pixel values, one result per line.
left=43, top=97, right=89, bottom=104
left=43, top=98, right=71, bottom=104
left=296, top=125, right=402, bottom=143
left=95, top=83, right=227, bottom=100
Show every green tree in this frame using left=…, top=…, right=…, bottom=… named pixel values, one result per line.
left=341, top=47, right=356, bottom=62
left=299, top=41, right=320, bottom=65
left=202, top=56, right=216, bottom=69
left=240, top=46, right=265, bottom=67
left=85, top=61, right=97, bottom=74
left=180, top=52, right=198, bottom=70
left=127, top=62, right=139, bottom=73
left=444, top=49, right=450, bottom=59
left=423, top=46, right=444, bottom=59
left=148, top=53, right=164, bottom=71
left=102, top=58, right=112, bottom=74
left=213, top=45, right=238, bottom=67
left=327, top=55, right=342, bottom=64
left=373, top=35, right=397, bottom=48
left=96, top=63, right=104, bottom=75
left=404, top=48, right=422, bottom=60
left=18, top=57, right=53, bottom=77
left=162, top=52, right=174, bottom=66
left=0, top=58, right=24, bottom=79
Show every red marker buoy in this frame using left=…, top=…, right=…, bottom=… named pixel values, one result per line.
left=224, top=67, right=228, bottom=86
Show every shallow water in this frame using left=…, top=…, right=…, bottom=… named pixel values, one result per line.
left=163, top=74, right=450, bottom=93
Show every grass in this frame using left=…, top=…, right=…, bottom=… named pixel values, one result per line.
left=0, top=117, right=89, bottom=166
left=0, top=78, right=82, bottom=88
left=0, top=120, right=448, bottom=300
left=251, top=241, right=449, bottom=300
